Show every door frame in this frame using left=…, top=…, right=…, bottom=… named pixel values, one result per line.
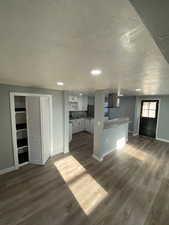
left=10, top=92, right=53, bottom=169
left=138, top=98, right=160, bottom=138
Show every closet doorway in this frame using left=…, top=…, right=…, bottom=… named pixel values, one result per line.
left=10, top=93, right=53, bottom=169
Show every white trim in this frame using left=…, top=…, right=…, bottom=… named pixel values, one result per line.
left=92, top=154, right=103, bottom=162
left=49, top=96, right=53, bottom=156
left=25, top=97, right=31, bottom=165
left=18, top=161, right=29, bottom=167
left=63, top=91, right=69, bottom=154
left=10, top=92, right=53, bottom=168
left=11, top=92, right=52, bottom=98
left=10, top=93, right=19, bottom=169
left=156, top=99, right=161, bottom=139
left=102, top=148, right=115, bottom=159
left=156, top=138, right=169, bottom=143
left=0, top=166, right=17, bottom=175
left=138, top=98, right=160, bottom=138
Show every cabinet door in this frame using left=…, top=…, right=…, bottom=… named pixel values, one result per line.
left=72, top=121, right=76, bottom=134
left=82, top=96, right=88, bottom=111
left=79, top=119, right=84, bottom=131
left=90, top=119, right=94, bottom=133
left=78, top=96, right=83, bottom=111
left=40, top=96, right=51, bottom=164
left=75, top=120, right=80, bottom=133
left=27, top=96, right=43, bottom=165
left=69, top=95, right=78, bottom=102
left=85, top=119, right=89, bottom=132
left=77, top=119, right=81, bottom=132
left=84, top=119, right=87, bottom=131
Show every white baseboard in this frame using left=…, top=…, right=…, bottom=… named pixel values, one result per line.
left=92, top=154, right=103, bottom=162
left=102, top=148, right=115, bottom=159
left=18, top=162, right=29, bottom=168
left=51, top=147, right=64, bottom=156
left=0, top=166, right=17, bottom=176
left=156, top=138, right=169, bottom=143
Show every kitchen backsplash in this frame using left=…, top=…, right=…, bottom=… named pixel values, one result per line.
left=70, top=111, right=87, bottom=119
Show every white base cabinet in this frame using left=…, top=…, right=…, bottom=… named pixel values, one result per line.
left=71, top=118, right=94, bottom=135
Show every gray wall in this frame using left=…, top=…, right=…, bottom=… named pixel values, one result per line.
left=0, top=84, right=64, bottom=170
left=134, top=96, right=169, bottom=141
left=88, top=96, right=95, bottom=105
left=101, top=122, right=128, bottom=159
left=108, top=96, right=136, bottom=132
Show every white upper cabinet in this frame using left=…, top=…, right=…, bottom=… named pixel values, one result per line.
left=69, top=95, right=79, bottom=102
left=69, top=95, right=88, bottom=111
left=82, top=96, right=88, bottom=111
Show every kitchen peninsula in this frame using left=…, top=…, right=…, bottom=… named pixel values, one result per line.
left=93, top=117, right=129, bottom=161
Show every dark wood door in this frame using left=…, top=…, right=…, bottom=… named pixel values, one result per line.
left=139, top=100, right=159, bottom=138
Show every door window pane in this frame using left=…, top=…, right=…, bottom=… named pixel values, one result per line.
left=142, top=109, right=149, bottom=117
left=149, top=102, right=156, bottom=110
left=141, top=101, right=157, bottom=118
left=149, top=110, right=156, bottom=118
left=143, top=102, right=149, bottom=110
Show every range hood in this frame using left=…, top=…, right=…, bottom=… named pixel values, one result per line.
left=108, top=93, right=120, bottom=108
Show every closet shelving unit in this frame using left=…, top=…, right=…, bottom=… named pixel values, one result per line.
left=14, top=97, right=29, bottom=165
left=11, top=93, right=53, bottom=168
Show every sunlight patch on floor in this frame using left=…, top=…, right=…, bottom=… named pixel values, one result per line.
left=122, top=144, right=148, bottom=161
left=116, top=137, right=126, bottom=150
left=54, top=155, right=108, bottom=215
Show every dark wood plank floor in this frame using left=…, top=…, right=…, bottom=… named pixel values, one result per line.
left=1, top=132, right=169, bottom=225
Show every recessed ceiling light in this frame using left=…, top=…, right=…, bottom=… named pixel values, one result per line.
left=80, top=93, right=83, bottom=96
left=57, top=82, right=64, bottom=86
left=136, top=88, right=141, bottom=92
left=90, top=69, right=102, bottom=76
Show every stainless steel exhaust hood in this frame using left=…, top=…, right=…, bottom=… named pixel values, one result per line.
left=108, top=93, right=120, bottom=108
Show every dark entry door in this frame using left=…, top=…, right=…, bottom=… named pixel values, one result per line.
left=139, top=100, right=159, bottom=138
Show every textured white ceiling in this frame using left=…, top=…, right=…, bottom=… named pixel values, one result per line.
left=0, top=0, right=169, bottom=95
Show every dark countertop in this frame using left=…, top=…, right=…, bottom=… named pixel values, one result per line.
left=69, top=117, right=94, bottom=121
left=104, top=117, right=129, bottom=129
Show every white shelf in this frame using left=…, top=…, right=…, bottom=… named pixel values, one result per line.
left=15, top=111, right=26, bottom=114
left=17, top=128, right=27, bottom=132
left=18, top=145, right=28, bottom=150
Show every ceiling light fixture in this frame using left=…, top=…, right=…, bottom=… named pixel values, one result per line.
left=136, top=88, right=141, bottom=92
left=90, top=69, right=102, bottom=76
left=57, top=82, right=64, bottom=86
left=80, top=93, right=83, bottom=96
